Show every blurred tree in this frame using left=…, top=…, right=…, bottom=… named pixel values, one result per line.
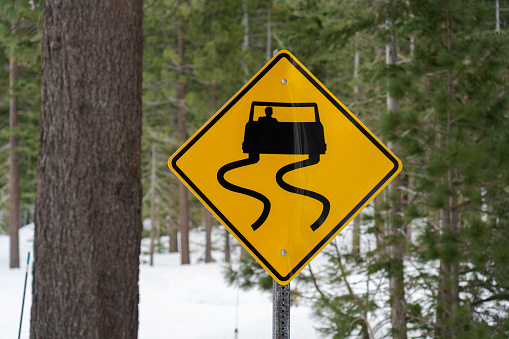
left=228, top=1, right=509, bottom=338
left=0, top=0, right=41, bottom=268
left=384, top=0, right=509, bottom=336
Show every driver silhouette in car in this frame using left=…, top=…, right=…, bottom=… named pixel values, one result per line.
left=258, top=107, right=278, bottom=124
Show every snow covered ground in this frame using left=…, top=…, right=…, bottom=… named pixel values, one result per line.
left=0, top=224, right=321, bottom=339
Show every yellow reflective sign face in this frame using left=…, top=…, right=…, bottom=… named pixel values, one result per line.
left=169, top=51, right=402, bottom=285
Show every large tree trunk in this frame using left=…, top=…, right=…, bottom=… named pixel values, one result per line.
left=177, top=13, right=190, bottom=265
left=30, top=1, right=144, bottom=338
left=9, top=20, right=20, bottom=269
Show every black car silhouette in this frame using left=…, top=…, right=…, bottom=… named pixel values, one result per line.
left=242, top=102, right=327, bottom=156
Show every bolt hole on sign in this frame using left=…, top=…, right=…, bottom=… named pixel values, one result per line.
left=169, top=50, right=402, bottom=285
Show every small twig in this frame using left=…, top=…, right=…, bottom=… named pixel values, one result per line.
left=308, top=264, right=328, bottom=301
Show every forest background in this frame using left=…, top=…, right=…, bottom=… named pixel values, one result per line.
left=2, top=0, right=509, bottom=338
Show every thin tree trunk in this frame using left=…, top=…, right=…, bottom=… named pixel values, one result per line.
left=437, top=206, right=452, bottom=338
left=224, top=229, right=230, bottom=263
left=241, top=0, right=249, bottom=80
left=437, top=4, right=460, bottom=337
left=352, top=35, right=361, bottom=256
left=169, top=223, right=179, bottom=253
left=205, top=212, right=212, bottom=263
left=352, top=217, right=361, bottom=257
left=496, top=0, right=501, bottom=32
left=266, top=0, right=272, bottom=62
left=150, top=144, right=156, bottom=266
left=239, top=1, right=251, bottom=261
left=205, top=5, right=216, bottom=263
left=405, top=176, right=413, bottom=242
left=374, top=74, right=385, bottom=253
left=389, top=171, right=407, bottom=339
left=372, top=197, right=382, bottom=250
left=386, top=51, right=399, bottom=113
left=31, top=1, right=143, bottom=337
left=407, top=0, right=415, bottom=59
left=386, top=1, right=407, bottom=337
left=450, top=177, right=460, bottom=316
left=9, top=20, right=20, bottom=269
left=504, top=0, right=508, bottom=29
left=353, top=33, right=360, bottom=95
left=177, top=11, right=190, bottom=265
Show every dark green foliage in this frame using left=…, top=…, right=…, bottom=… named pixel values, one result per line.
left=0, top=1, right=41, bottom=232
left=305, top=245, right=378, bottom=339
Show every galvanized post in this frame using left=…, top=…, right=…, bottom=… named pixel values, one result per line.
left=273, top=279, right=290, bottom=339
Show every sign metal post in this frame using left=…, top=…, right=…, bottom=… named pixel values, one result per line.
left=273, top=280, right=290, bottom=339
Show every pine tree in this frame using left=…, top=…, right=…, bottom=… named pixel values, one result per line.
left=142, top=0, right=181, bottom=255
left=0, top=0, right=41, bottom=268
left=384, top=1, right=408, bottom=337
left=143, top=0, right=255, bottom=263
left=383, top=0, right=509, bottom=336
left=9, top=17, right=20, bottom=269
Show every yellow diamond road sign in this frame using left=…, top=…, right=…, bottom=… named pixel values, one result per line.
left=169, top=50, right=402, bottom=285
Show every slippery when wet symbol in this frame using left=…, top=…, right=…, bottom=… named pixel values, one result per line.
left=168, top=50, right=402, bottom=285
left=217, top=101, right=330, bottom=231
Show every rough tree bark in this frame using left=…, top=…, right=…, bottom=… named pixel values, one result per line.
left=30, top=1, right=144, bottom=338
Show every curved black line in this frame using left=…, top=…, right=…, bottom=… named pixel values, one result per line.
left=275, top=154, right=330, bottom=231
left=217, top=153, right=270, bottom=231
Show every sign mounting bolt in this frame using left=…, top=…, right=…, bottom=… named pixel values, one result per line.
left=281, top=78, right=287, bottom=84
left=281, top=250, right=287, bottom=256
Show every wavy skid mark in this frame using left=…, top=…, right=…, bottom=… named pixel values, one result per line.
left=217, top=153, right=270, bottom=231
left=275, top=154, right=330, bottom=231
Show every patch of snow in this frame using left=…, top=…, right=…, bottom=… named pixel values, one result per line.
left=0, top=224, right=320, bottom=339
